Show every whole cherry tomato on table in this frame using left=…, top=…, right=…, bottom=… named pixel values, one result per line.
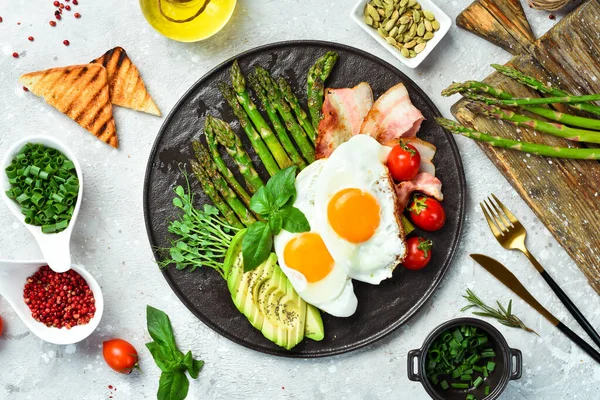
left=387, top=142, right=421, bottom=182
left=403, top=237, right=433, bottom=270
left=0, top=315, right=3, bottom=336
left=103, top=338, right=139, bottom=374
left=408, top=194, right=446, bottom=231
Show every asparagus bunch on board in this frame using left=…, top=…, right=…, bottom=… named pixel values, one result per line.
left=219, top=82, right=280, bottom=177
left=209, top=116, right=264, bottom=193
left=230, top=61, right=292, bottom=170
left=193, top=141, right=257, bottom=227
left=189, top=160, right=244, bottom=229
left=491, top=64, right=600, bottom=117
left=465, top=92, right=600, bottom=107
left=202, top=117, right=252, bottom=206
left=278, top=77, right=317, bottom=144
left=255, top=67, right=316, bottom=163
left=247, top=72, right=307, bottom=169
left=307, top=51, right=339, bottom=131
left=465, top=102, right=600, bottom=144
left=436, top=118, right=600, bottom=160
left=444, top=81, right=600, bottom=131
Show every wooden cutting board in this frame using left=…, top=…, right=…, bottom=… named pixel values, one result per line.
left=452, top=0, right=600, bottom=294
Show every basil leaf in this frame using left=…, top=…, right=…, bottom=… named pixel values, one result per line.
left=242, top=221, right=272, bottom=272
left=281, top=206, right=310, bottom=233
left=249, top=186, right=274, bottom=216
left=266, top=166, right=297, bottom=209
left=157, top=371, right=189, bottom=400
left=146, top=342, right=179, bottom=373
left=147, top=305, right=177, bottom=349
left=269, top=211, right=283, bottom=236
left=182, top=351, right=204, bottom=379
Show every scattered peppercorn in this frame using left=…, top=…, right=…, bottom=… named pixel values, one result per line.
left=65, top=5, right=71, bottom=10
left=23, top=266, right=96, bottom=329
left=549, top=14, right=556, bottom=20
left=49, top=20, right=57, bottom=27
left=0, top=16, right=3, bottom=23
left=63, top=39, right=70, bottom=46
left=59, top=3, right=65, bottom=9
left=56, top=14, right=62, bottom=20
left=23, top=86, right=29, bottom=92
left=28, top=36, right=34, bottom=41
left=53, top=0, right=60, bottom=5
left=73, top=0, right=78, bottom=4
left=12, top=52, right=19, bottom=58
left=74, top=12, right=81, bottom=18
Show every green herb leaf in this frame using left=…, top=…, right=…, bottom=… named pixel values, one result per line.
left=266, top=165, right=297, bottom=208
left=146, top=342, right=180, bottom=373
left=249, top=186, right=274, bottom=216
left=147, top=305, right=177, bottom=349
left=269, top=211, right=283, bottom=235
left=182, top=351, right=204, bottom=379
left=242, top=221, right=272, bottom=272
left=280, top=206, right=310, bottom=233
left=157, top=371, right=189, bottom=400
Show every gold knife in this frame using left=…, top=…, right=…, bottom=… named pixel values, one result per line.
left=470, top=254, right=600, bottom=364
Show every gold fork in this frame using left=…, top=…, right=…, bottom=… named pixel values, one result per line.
left=480, top=194, right=600, bottom=349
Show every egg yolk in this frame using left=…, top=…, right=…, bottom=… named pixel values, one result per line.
left=283, top=232, right=334, bottom=283
left=327, top=188, right=380, bottom=243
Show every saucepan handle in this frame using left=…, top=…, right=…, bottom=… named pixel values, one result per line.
left=510, top=348, right=522, bottom=380
left=407, top=349, right=421, bottom=381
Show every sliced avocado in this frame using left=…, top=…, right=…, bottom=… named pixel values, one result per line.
left=304, top=304, right=325, bottom=341
left=223, top=229, right=247, bottom=279
left=282, top=277, right=306, bottom=347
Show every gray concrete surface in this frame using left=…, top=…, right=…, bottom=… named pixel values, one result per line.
left=0, top=1, right=598, bottom=399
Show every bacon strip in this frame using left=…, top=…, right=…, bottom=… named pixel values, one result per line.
left=315, top=82, right=374, bottom=159
left=395, top=172, right=443, bottom=210
left=361, top=82, right=425, bottom=143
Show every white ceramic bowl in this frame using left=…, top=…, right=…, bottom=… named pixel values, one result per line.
left=1, top=135, right=83, bottom=273
left=0, top=260, right=103, bottom=345
left=351, top=0, right=451, bottom=69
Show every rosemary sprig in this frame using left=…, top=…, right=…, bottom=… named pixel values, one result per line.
left=461, top=289, right=538, bottom=335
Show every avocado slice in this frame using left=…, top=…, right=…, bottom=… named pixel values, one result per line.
left=304, top=304, right=325, bottom=341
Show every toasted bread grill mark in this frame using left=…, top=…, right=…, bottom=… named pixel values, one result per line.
left=115, top=47, right=128, bottom=68
left=19, top=64, right=119, bottom=148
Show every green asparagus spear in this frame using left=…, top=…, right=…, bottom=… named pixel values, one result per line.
left=435, top=118, right=600, bottom=160
left=201, top=117, right=252, bottom=206
left=491, top=64, right=600, bottom=117
left=209, top=117, right=264, bottom=193
left=466, top=92, right=600, bottom=107
left=445, top=82, right=600, bottom=131
left=255, top=67, right=316, bottom=163
left=218, top=82, right=280, bottom=176
left=466, top=102, right=600, bottom=144
left=189, top=160, right=244, bottom=229
left=278, top=77, right=317, bottom=143
left=230, top=61, right=292, bottom=169
left=247, top=72, right=307, bottom=169
left=194, top=141, right=257, bottom=227
left=308, top=51, right=339, bottom=131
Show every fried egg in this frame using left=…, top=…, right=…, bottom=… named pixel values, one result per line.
left=314, top=134, right=406, bottom=284
left=274, top=160, right=358, bottom=317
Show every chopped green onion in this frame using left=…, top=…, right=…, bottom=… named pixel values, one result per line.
left=466, top=395, right=475, bottom=400
left=483, top=366, right=488, bottom=377
left=440, top=380, right=449, bottom=390
left=487, top=361, right=496, bottom=372
left=484, top=386, right=490, bottom=395
left=481, top=351, right=496, bottom=358
left=451, top=383, right=469, bottom=389
left=460, top=374, right=471, bottom=382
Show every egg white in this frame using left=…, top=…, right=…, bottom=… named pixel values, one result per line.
left=274, top=160, right=358, bottom=317
left=314, top=134, right=406, bottom=284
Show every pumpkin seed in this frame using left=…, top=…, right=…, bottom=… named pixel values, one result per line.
left=389, top=26, right=399, bottom=37
left=397, top=23, right=408, bottom=34
left=397, top=6, right=406, bottom=15
left=417, top=22, right=425, bottom=36
left=367, top=4, right=381, bottom=21
left=432, top=20, right=440, bottom=31
left=385, top=36, right=397, bottom=46
left=378, top=27, right=388, bottom=37
left=409, top=49, right=417, bottom=58
left=401, top=47, right=410, bottom=57
left=400, top=0, right=409, bottom=6
left=390, top=9, right=400, bottom=23
left=409, top=23, right=417, bottom=36
left=385, top=19, right=396, bottom=31
left=423, top=31, right=434, bottom=40
left=399, top=16, right=411, bottom=24
left=413, top=9, right=420, bottom=23
left=414, top=42, right=426, bottom=53
left=413, top=3, right=421, bottom=10
left=373, top=20, right=380, bottom=28
left=424, top=20, right=433, bottom=32
left=396, top=33, right=404, bottom=42
left=373, top=0, right=384, bottom=7
left=423, top=10, right=435, bottom=21
left=416, top=37, right=425, bottom=44
left=404, top=40, right=417, bottom=49
left=385, top=5, right=394, bottom=18
left=403, top=31, right=415, bottom=42
left=382, top=17, right=390, bottom=26
left=378, top=8, right=385, bottom=16
left=408, top=0, right=417, bottom=7
left=365, top=15, right=374, bottom=26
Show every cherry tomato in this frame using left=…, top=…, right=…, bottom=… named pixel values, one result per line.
left=387, top=142, right=421, bottom=182
left=103, top=339, right=139, bottom=374
left=0, top=315, right=3, bottom=336
left=403, top=237, right=433, bottom=270
left=408, top=194, right=446, bottom=231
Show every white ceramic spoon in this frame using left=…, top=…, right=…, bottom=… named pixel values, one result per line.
left=1, top=135, right=83, bottom=273
left=0, top=259, right=103, bottom=345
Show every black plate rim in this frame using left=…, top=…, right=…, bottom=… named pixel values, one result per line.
left=143, top=40, right=466, bottom=358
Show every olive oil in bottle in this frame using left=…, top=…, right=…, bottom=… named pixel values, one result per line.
left=139, top=0, right=236, bottom=42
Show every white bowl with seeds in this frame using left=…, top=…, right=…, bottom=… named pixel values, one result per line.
left=351, top=0, right=451, bottom=69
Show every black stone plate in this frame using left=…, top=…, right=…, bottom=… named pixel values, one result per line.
left=143, top=41, right=465, bottom=358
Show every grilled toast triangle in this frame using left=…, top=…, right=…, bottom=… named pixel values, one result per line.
left=19, top=64, right=119, bottom=148
left=90, top=47, right=160, bottom=116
